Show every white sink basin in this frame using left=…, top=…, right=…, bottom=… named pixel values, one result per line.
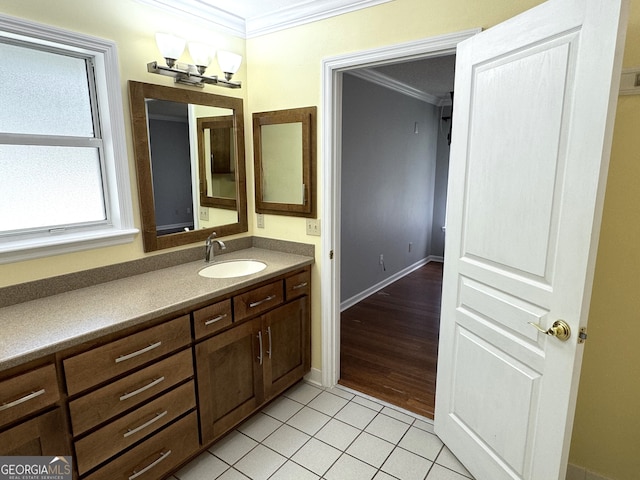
left=199, top=259, right=267, bottom=279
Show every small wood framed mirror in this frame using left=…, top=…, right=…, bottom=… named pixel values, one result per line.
left=253, top=106, right=316, bottom=218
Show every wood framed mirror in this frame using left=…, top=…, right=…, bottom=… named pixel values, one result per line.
left=252, top=106, right=316, bottom=218
left=129, top=81, right=248, bottom=252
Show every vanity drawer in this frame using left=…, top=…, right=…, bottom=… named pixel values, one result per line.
left=64, top=315, right=191, bottom=395
left=234, top=281, right=284, bottom=322
left=84, top=411, right=199, bottom=480
left=193, top=299, right=232, bottom=340
left=285, top=270, right=311, bottom=300
left=69, top=349, right=193, bottom=435
left=75, top=381, right=196, bottom=474
left=0, top=364, right=59, bottom=428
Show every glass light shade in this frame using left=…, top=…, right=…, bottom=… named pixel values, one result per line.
left=217, top=50, right=242, bottom=78
left=188, top=42, right=214, bottom=68
left=155, top=33, right=185, bottom=65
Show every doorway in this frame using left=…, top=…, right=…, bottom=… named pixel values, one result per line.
left=320, top=29, right=478, bottom=401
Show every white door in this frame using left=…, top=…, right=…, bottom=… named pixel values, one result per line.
left=434, top=1, right=628, bottom=479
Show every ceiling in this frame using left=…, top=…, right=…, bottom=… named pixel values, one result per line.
left=141, top=0, right=455, bottom=103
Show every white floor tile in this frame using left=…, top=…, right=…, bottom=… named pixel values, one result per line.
left=209, top=430, right=258, bottom=465
left=234, top=444, right=286, bottom=480
left=325, top=386, right=356, bottom=400
left=352, top=395, right=384, bottom=412
left=398, top=426, right=443, bottom=461
left=308, top=391, right=350, bottom=416
left=324, top=453, right=378, bottom=480
left=262, top=424, right=310, bottom=458
left=291, top=437, right=341, bottom=476
left=365, top=412, right=411, bottom=444
left=269, top=460, right=320, bottom=480
left=381, top=406, right=416, bottom=424
left=237, top=413, right=282, bottom=442
left=427, top=464, right=473, bottom=480
left=261, top=395, right=303, bottom=422
left=414, top=418, right=436, bottom=434
left=286, top=406, right=330, bottom=436
left=314, top=418, right=361, bottom=451
left=346, top=432, right=395, bottom=468
left=373, top=471, right=398, bottom=480
left=174, top=451, right=228, bottom=480
left=382, top=447, right=434, bottom=480
left=435, top=447, right=473, bottom=478
left=283, top=382, right=323, bottom=404
left=216, top=468, right=250, bottom=480
left=334, top=401, right=378, bottom=429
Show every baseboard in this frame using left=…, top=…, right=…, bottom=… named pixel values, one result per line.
left=566, top=463, right=613, bottom=480
left=340, top=256, right=442, bottom=312
left=304, top=368, right=322, bottom=387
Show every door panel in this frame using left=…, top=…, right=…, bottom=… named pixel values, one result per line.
left=435, top=0, right=628, bottom=479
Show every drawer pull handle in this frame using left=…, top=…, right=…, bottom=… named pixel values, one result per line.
left=123, top=410, right=168, bottom=438
left=267, top=326, right=272, bottom=358
left=204, top=313, right=228, bottom=326
left=249, top=294, right=276, bottom=308
left=128, top=450, right=171, bottom=480
left=257, top=331, right=263, bottom=365
left=292, top=282, right=308, bottom=290
left=120, top=377, right=165, bottom=401
left=0, top=389, right=45, bottom=412
left=116, top=341, right=162, bottom=364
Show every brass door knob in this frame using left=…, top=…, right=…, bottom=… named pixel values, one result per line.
left=529, top=320, right=571, bottom=341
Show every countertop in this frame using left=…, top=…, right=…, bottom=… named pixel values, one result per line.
left=0, top=247, right=313, bottom=371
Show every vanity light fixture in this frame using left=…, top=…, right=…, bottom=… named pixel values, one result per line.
left=148, top=33, right=241, bottom=89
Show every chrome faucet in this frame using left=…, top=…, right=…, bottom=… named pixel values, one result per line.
left=204, top=232, right=226, bottom=263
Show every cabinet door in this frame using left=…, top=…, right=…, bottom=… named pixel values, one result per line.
left=196, top=318, right=264, bottom=445
left=0, top=409, right=69, bottom=456
left=263, top=297, right=310, bottom=400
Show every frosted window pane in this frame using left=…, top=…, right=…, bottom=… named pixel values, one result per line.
left=0, top=145, right=105, bottom=232
left=0, top=42, right=94, bottom=137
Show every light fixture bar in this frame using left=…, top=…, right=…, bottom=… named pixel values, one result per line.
left=147, top=61, right=241, bottom=89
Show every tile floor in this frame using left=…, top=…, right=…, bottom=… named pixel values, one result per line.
left=170, top=382, right=474, bottom=480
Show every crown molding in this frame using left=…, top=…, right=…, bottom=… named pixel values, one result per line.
left=136, top=0, right=393, bottom=38
left=134, top=0, right=246, bottom=37
left=348, top=68, right=451, bottom=106
left=246, top=0, right=393, bottom=38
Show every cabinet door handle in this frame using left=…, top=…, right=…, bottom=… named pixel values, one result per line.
left=204, top=313, right=227, bottom=326
left=123, top=410, right=168, bottom=438
left=292, top=282, right=308, bottom=290
left=0, top=389, right=45, bottom=412
left=120, top=376, right=165, bottom=401
left=257, top=331, right=263, bottom=365
left=115, top=341, right=162, bottom=363
left=267, top=326, right=272, bottom=358
left=249, top=295, right=276, bottom=308
left=128, top=450, right=171, bottom=480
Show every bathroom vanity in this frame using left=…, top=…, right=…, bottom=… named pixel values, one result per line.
left=0, top=246, right=312, bottom=480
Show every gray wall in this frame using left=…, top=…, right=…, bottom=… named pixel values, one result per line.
left=340, top=73, right=442, bottom=302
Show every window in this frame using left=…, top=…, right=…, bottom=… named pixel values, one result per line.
left=0, top=14, right=137, bottom=263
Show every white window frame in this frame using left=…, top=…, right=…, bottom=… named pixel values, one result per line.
left=0, top=14, right=137, bottom=264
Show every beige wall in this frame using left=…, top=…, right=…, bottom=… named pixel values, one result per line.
left=1, top=0, right=639, bottom=478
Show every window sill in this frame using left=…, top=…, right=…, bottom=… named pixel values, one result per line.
left=0, top=228, right=139, bottom=265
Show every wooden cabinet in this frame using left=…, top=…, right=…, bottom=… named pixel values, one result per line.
left=197, top=268, right=311, bottom=445
left=65, top=315, right=198, bottom=478
left=2, top=261, right=312, bottom=480
left=0, top=363, right=70, bottom=456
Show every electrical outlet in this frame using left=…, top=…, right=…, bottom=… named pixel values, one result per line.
left=306, top=218, right=321, bottom=236
left=257, top=214, right=265, bottom=228
left=408, top=242, right=413, bottom=252
left=379, top=254, right=384, bottom=265
left=199, top=207, right=209, bottom=221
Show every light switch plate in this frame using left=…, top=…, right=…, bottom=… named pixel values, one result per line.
left=306, top=218, right=321, bottom=236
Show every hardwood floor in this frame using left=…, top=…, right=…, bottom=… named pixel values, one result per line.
left=339, top=261, right=443, bottom=418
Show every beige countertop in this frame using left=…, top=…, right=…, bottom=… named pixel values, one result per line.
left=0, top=247, right=313, bottom=371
